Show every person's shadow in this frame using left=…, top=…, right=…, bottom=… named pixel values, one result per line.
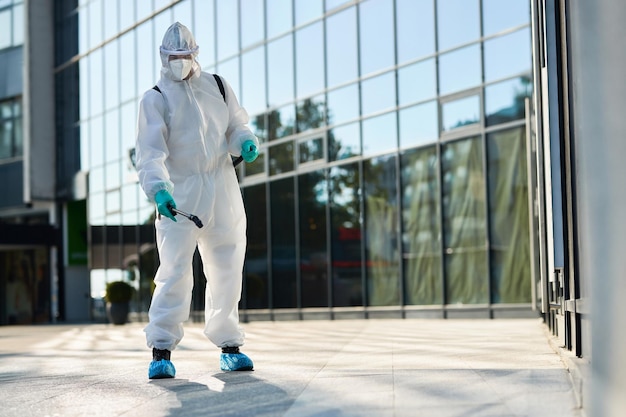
left=151, top=372, right=294, bottom=417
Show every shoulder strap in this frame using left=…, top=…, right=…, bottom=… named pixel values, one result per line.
left=152, top=85, right=161, bottom=94
left=212, top=74, right=226, bottom=102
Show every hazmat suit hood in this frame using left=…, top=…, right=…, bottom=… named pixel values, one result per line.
left=160, top=22, right=201, bottom=81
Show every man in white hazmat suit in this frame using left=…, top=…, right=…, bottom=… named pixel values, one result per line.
left=135, top=22, right=259, bottom=379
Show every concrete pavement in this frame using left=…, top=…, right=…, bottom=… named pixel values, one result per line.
left=0, top=318, right=582, bottom=417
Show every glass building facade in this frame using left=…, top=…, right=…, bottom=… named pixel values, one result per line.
left=66, top=0, right=533, bottom=320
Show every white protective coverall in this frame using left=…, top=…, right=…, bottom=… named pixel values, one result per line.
left=135, top=22, right=259, bottom=351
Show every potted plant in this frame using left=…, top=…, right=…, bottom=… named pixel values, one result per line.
left=104, top=281, right=135, bottom=325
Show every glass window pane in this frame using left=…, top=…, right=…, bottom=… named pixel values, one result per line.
left=399, top=101, right=438, bottom=148
left=268, top=104, right=295, bottom=140
left=329, top=122, right=360, bottom=161
left=241, top=0, right=264, bottom=49
left=218, top=57, right=240, bottom=99
left=12, top=4, right=23, bottom=46
left=299, top=170, right=329, bottom=307
left=361, top=72, right=395, bottom=116
left=401, top=145, right=442, bottom=304
left=104, top=110, right=120, bottom=164
left=295, top=0, right=323, bottom=26
left=90, top=166, right=105, bottom=194
left=243, top=184, right=269, bottom=309
left=90, top=116, right=104, bottom=167
left=362, top=112, right=397, bottom=156
left=78, top=4, right=88, bottom=54
left=295, top=21, right=324, bottom=98
left=241, top=46, right=266, bottom=115
left=103, top=0, right=118, bottom=40
left=0, top=10, right=9, bottom=49
left=327, top=83, right=359, bottom=126
left=119, top=0, right=135, bottom=32
left=330, top=162, right=363, bottom=306
left=439, top=44, right=481, bottom=95
left=80, top=121, right=90, bottom=170
left=299, top=136, right=324, bottom=164
left=136, top=22, right=156, bottom=96
left=105, top=160, right=121, bottom=191
left=121, top=102, right=137, bottom=155
left=106, top=188, right=121, bottom=213
left=437, top=0, right=480, bottom=51
left=217, top=1, right=238, bottom=60
left=268, top=34, right=294, bottom=106
left=89, top=191, right=105, bottom=222
left=484, top=28, right=531, bottom=82
left=0, top=121, right=12, bottom=159
left=442, top=95, right=480, bottom=132
left=269, top=141, right=294, bottom=175
left=359, top=0, right=394, bottom=75
left=251, top=112, right=267, bottom=142
left=270, top=177, right=297, bottom=308
left=441, top=137, right=488, bottom=304
left=88, top=0, right=103, bottom=50
left=326, top=0, right=351, bottom=11
left=103, top=40, right=119, bottom=111
left=119, top=31, right=136, bottom=103
left=296, top=95, right=326, bottom=133
left=89, top=50, right=103, bottom=117
left=363, top=155, right=400, bottom=306
left=326, top=7, right=358, bottom=87
left=398, top=59, right=436, bottom=106
left=267, top=0, right=293, bottom=38
left=485, top=77, right=532, bottom=126
left=193, top=0, right=215, bottom=67
left=396, top=0, right=435, bottom=63
left=13, top=116, right=22, bottom=156
left=487, top=127, right=531, bottom=303
left=483, top=0, right=530, bottom=36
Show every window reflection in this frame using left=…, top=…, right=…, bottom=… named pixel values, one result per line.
left=295, top=21, right=324, bottom=98
left=217, top=1, right=238, bottom=60
left=399, top=101, right=438, bottom=148
left=437, top=0, right=480, bottom=51
left=243, top=184, right=269, bottom=309
left=398, top=59, right=436, bottom=106
left=245, top=152, right=265, bottom=176
left=401, top=146, right=442, bottom=304
left=296, top=96, right=326, bottom=133
left=442, top=95, right=480, bottom=132
left=269, top=141, right=294, bottom=175
left=327, top=84, right=359, bottom=126
left=362, top=112, right=397, bottom=156
left=483, top=0, right=530, bottom=36
left=299, top=137, right=324, bottom=164
left=328, top=122, right=360, bottom=161
left=295, top=0, right=323, bottom=26
left=270, top=178, right=297, bottom=308
left=193, top=0, right=215, bottom=65
left=268, top=104, right=295, bottom=140
left=241, top=0, right=264, bottom=49
left=487, top=127, right=531, bottom=303
left=326, top=7, right=358, bottom=87
left=485, top=76, right=531, bottom=126
left=267, top=0, right=293, bottom=38
left=329, top=163, right=362, bottom=306
left=441, top=137, right=488, bottom=304
left=119, top=31, right=136, bottom=103
left=268, top=34, right=294, bottom=106
left=241, top=46, right=266, bottom=115
left=359, top=0, right=394, bottom=76
left=396, top=0, right=435, bottom=63
left=363, top=155, right=400, bottom=306
left=484, top=28, right=531, bottom=82
left=439, top=44, right=481, bottom=95
left=299, top=170, right=329, bottom=307
left=361, top=72, right=395, bottom=116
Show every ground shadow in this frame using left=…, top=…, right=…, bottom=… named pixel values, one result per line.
left=151, top=372, right=294, bottom=417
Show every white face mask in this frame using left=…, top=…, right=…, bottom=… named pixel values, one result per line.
left=169, top=58, right=193, bottom=80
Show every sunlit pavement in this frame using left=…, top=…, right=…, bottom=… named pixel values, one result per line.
left=0, top=318, right=582, bottom=417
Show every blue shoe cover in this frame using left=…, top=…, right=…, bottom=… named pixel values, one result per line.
left=149, top=359, right=176, bottom=379
left=220, top=352, right=254, bottom=371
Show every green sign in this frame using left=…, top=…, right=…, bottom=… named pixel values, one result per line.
left=67, top=199, right=88, bottom=266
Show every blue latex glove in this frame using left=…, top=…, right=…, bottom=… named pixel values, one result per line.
left=155, top=190, right=177, bottom=222
left=241, top=139, right=258, bottom=163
